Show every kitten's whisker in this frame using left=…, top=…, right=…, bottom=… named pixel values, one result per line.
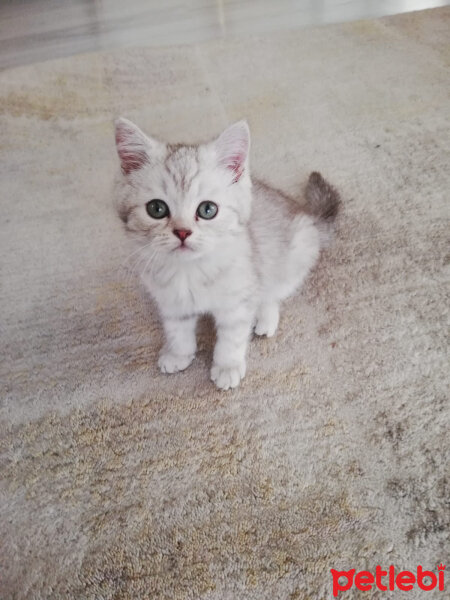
left=122, top=242, right=153, bottom=266
left=140, top=249, right=159, bottom=278
left=129, top=259, right=151, bottom=284
left=125, top=251, right=153, bottom=285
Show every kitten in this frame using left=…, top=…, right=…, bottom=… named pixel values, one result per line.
left=114, top=118, right=340, bottom=390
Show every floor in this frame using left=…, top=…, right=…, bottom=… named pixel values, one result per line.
left=2, top=6, right=449, bottom=596
left=1, top=0, right=449, bottom=69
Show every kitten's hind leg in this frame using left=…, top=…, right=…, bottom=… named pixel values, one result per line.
left=158, top=315, right=197, bottom=374
left=255, top=302, right=279, bottom=338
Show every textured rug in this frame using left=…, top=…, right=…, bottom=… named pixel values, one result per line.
left=1, top=7, right=449, bottom=599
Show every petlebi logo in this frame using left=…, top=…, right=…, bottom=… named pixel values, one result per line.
left=330, top=564, right=445, bottom=597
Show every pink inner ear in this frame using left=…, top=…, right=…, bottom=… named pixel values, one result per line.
left=115, top=128, right=148, bottom=175
left=216, top=122, right=249, bottom=184
left=228, top=153, right=246, bottom=183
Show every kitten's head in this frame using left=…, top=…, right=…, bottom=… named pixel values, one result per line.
left=114, top=118, right=251, bottom=264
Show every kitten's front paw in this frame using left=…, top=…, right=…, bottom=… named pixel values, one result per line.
left=158, top=352, right=194, bottom=374
left=210, top=362, right=246, bottom=390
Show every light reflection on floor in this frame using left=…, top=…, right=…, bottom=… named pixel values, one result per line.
left=0, top=0, right=449, bottom=68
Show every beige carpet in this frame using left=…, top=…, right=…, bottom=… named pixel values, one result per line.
left=1, top=7, right=449, bottom=599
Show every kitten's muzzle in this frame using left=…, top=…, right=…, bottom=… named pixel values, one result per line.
left=173, top=229, right=192, bottom=242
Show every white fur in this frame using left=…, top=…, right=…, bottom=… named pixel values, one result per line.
left=114, top=118, right=328, bottom=390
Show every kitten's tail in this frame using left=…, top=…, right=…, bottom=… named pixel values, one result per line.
left=304, top=171, right=341, bottom=244
left=305, top=172, right=340, bottom=222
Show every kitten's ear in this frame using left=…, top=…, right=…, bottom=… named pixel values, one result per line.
left=115, top=117, right=163, bottom=175
left=214, top=120, right=250, bottom=183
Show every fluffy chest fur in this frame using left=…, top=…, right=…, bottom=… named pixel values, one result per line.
left=142, top=232, right=257, bottom=318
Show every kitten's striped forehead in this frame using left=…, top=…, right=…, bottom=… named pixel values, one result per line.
left=163, top=144, right=201, bottom=194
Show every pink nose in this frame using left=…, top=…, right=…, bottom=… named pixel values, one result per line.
left=173, top=228, right=192, bottom=242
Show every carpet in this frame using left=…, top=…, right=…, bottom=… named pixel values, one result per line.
left=1, top=7, right=449, bottom=599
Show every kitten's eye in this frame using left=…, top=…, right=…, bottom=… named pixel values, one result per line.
left=197, top=201, right=218, bottom=220
left=146, top=199, right=170, bottom=219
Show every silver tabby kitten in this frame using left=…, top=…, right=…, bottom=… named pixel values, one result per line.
left=114, top=118, right=340, bottom=390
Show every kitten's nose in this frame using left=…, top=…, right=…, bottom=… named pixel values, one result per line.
left=173, top=228, right=192, bottom=242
